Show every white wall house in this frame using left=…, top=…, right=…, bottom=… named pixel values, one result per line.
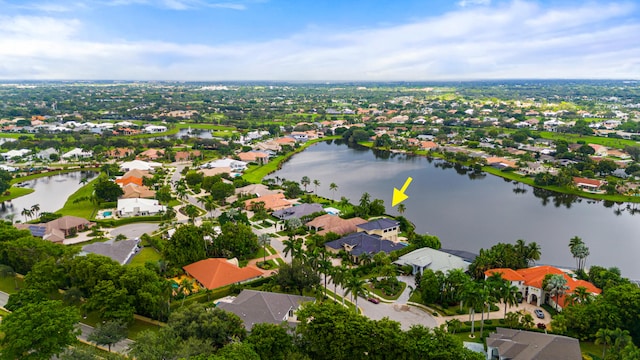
left=62, top=148, right=93, bottom=159
left=201, top=158, right=247, bottom=172
left=144, top=125, right=168, bottom=133
left=117, top=198, right=166, bottom=217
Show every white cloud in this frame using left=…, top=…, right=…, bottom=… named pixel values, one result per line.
left=0, top=1, right=639, bottom=80
left=102, top=0, right=246, bottom=10
left=458, top=0, right=491, bottom=7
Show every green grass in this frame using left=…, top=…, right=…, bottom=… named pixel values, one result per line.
left=0, top=133, right=33, bottom=139
left=580, top=341, right=605, bottom=360
left=367, top=281, right=406, bottom=301
left=252, top=247, right=268, bottom=260
left=275, top=257, right=285, bottom=265
left=128, top=247, right=163, bottom=266
left=81, top=312, right=159, bottom=341
left=55, top=176, right=101, bottom=219
left=0, top=276, right=24, bottom=294
left=0, top=186, right=34, bottom=202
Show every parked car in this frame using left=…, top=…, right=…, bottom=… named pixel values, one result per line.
left=534, top=309, right=545, bottom=319
left=537, top=323, right=546, bottom=329
left=367, top=297, right=380, bottom=304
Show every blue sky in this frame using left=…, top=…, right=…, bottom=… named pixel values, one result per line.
left=0, top=0, right=639, bottom=80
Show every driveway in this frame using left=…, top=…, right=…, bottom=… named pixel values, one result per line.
left=108, top=223, right=160, bottom=239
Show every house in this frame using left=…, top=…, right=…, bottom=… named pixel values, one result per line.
left=420, top=141, right=438, bottom=151
left=62, top=148, right=93, bottom=159
left=143, top=125, right=167, bottom=133
left=136, top=148, right=164, bottom=160
left=117, top=198, right=166, bottom=217
left=217, top=290, right=314, bottom=330
left=486, top=328, right=581, bottom=360
left=1, top=149, right=31, bottom=160
left=174, top=150, right=202, bottom=162
left=324, top=232, right=405, bottom=261
left=237, top=151, right=269, bottom=164
left=81, top=239, right=141, bottom=265
left=485, top=157, right=518, bottom=169
left=306, top=214, right=367, bottom=236
left=244, top=193, right=293, bottom=211
left=199, top=167, right=232, bottom=177
left=35, top=147, right=58, bottom=161
left=121, top=184, right=156, bottom=199
left=106, top=148, right=134, bottom=159
left=589, top=144, right=608, bottom=157
left=120, top=160, right=162, bottom=172
left=356, top=218, right=400, bottom=241
left=393, top=247, right=469, bottom=275
left=573, top=177, right=606, bottom=193
left=16, top=215, right=94, bottom=243
left=485, top=266, right=601, bottom=310
left=274, top=137, right=296, bottom=145
left=520, top=162, right=546, bottom=175
left=115, top=176, right=143, bottom=187
left=201, top=158, right=247, bottom=172
left=183, top=258, right=262, bottom=290
left=272, top=203, right=324, bottom=221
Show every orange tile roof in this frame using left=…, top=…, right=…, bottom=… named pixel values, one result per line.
left=485, top=268, right=525, bottom=282
left=237, top=152, right=268, bottom=162
left=421, top=141, right=438, bottom=149
left=115, top=176, right=143, bottom=186
left=306, top=214, right=367, bottom=236
left=573, top=177, right=604, bottom=187
left=274, top=137, right=296, bottom=144
left=244, top=193, right=293, bottom=211
left=183, top=258, right=262, bottom=290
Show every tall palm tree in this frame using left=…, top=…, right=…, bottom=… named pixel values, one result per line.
left=179, top=278, right=194, bottom=306
left=184, top=204, right=199, bottom=223
left=610, top=328, right=632, bottom=354
left=331, top=265, right=348, bottom=305
left=595, top=328, right=612, bottom=359
left=300, top=176, right=311, bottom=192
left=21, top=208, right=32, bottom=222
left=573, top=243, right=590, bottom=272
left=313, top=179, right=320, bottom=195
left=526, top=242, right=541, bottom=266
left=501, top=283, right=520, bottom=317
left=568, top=236, right=583, bottom=269
left=338, top=196, right=350, bottom=209
left=463, top=282, right=482, bottom=338
left=545, top=274, right=569, bottom=311
left=344, top=275, right=367, bottom=313
left=329, top=182, right=338, bottom=201
left=30, top=204, right=40, bottom=219
left=397, top=203, right=406, bottom=215
left=258, top=234, right=271, bottom=264
left=568, top=286, right=592, bottom=305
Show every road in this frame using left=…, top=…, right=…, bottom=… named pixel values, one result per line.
left=109, top=222, right=160, bottom=239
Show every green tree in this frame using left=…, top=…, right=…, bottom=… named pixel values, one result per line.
left=344, top=274, right=367, bottom=312
left=258, top=233, right=271, bottom=264
left=0, top=169, right=12, bottom=195
left=545, top=274, right=569, bottom=311
left=313, top=179, right=320, bottom=194
left=156, top=185, right=173, bottom=204
left=94, top=177, right=124, bottom=202
left=0, top=300, right=80, bottom=360
left=215, top=222, right=259, bottom=259
left=183, top=204, right=199, bottom=223
left=329, top=182, right=338, bottom=201
left=300, top=176, right=311, bottom=192
left=275, top=258, right=320, bottom=295
left=164, top=225, right=207, bottom=268
left=246, top=323, right=294, bottom=360
left=84, top=280, right=135, bottom=323
left=595, top=328, right=612, bottom=359
left=87, top=320, right=128, bottom=352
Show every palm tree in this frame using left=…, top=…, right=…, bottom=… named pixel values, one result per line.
left=501, top=283, right=520, bottom=318
left=573, top=243, right=590, bottom=272
left=21, top=208, right=32, bottom=222
left=179, top=278, right=194, bottom=306
left=300, top=176, right=310, bottom=192
left=203, top=196, right=216, bottom=219
left=329, top=182, right=338, bottom=201
left=344, top=275, right=367, bottom=313
left=610, top=328, right=632, bottom=354
left=545, top=274, right=569, bottom=311
left=313, top=179, right=320, bottom=194
left=569, top=236, right=584, bottom=269
left=595, top=328, right=612, bottom=359
left=331, top=265, right=348, bottom=305
left=463, top=282, right=482, bottom=338
left=526, top=242, right=541, bottom=266
left=397, top=203, right=406, bottom=215
left=568, top=286, right=592, bottom=305
left=446, top=319, right=462, bottom=335
left=30, top=204, right=40, bottom=219
left=338, top=196, right=350, bottom=209
left=282, top=238, right=302, bottom=259
left=183, top=204, right=199, bottom=223
left=258, top=234, right=271, bottom=264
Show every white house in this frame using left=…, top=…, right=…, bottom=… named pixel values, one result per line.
left=394, top=247, right=469, bottom=275
left=144, top=125, right=168, bottom=133
left=119, top=160, right=162, bottom=172
left=201, top=158, right=247, bottom=172
left=62, top=148, right=93, bottom=159
left=35, top=147, right=58, bottom=160
left=1, top=149, right=31, bottom=160
left=117, top=198, right=166, bottom=217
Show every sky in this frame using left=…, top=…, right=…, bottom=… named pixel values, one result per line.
left=0, top=0, right=639, bottom=80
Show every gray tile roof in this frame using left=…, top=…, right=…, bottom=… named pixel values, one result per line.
left=272, top=203, right=324, bottom=220
left=486, top=328, right=581, bottom=360
left=82, top=239, right=141, bottom=265
left=217, top=290, right=314, bottom=330
left=357, top=218, right=399, bottom=231
left=325, top=232, right=405, bottom=257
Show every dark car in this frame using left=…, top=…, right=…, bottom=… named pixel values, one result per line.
left=367, top=297, right=380, bottom=304
left=534, top=309, right=545, bottom=319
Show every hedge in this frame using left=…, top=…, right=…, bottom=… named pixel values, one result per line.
left=94, top=215, right=163, bottom=227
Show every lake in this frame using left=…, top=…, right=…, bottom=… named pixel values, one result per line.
left=1, top=171, right=97, bottom=221
left=269, top=140, right=640, bottom=279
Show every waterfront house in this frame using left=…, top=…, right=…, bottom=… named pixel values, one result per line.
left=485, top=266, right=601, bottom=311
left=62, top=148, right=93, bottom=160
left=325, top=232, right=405, bottom=262
left=573, top=177, right=606, bottom=192
left=272, top=203, right=324, bottom=221
left=244, top=193, right=293, bottom=211
left=356, top=218, right=400, bottom=241
left=393, top=247, right=469, bottom=275
left=16, top=215, right=95, bottom=243
left=306, top=214, right=367, bottom=236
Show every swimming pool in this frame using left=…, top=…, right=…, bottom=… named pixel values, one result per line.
left=103, top=211, right=112, bottom=216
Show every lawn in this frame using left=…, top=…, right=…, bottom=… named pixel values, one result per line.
left=128, top=247, right=163, bottom=267
left=367, top=280, right=406, bottom=301
left=0, top=276, right=24, bottom=294
left=56, top=176, right=101, bottom=219
left=580, top=341, right=605, bottom=360
left=81, top=311, right=160, bottom=341
left=0, top=186, right=34, bottom=202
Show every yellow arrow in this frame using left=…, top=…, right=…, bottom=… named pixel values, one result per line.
left=392, top=177, right=413, bottom=207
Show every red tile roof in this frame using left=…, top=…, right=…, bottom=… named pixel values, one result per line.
left=485, top=268, right=525, bottom=282
left=183, top=258, right=263, bottom=290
